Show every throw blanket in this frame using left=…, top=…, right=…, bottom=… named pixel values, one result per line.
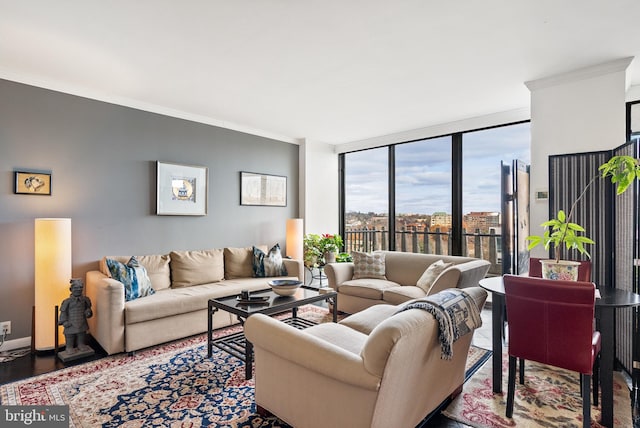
left=395, top=289, right=482, bottom=360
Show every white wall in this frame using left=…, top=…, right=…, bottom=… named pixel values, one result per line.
left=526, top=58, right=632, bottom=257
left=336, top=108, right=530, bottom=154
left=300, top=139, right=339, bottom=235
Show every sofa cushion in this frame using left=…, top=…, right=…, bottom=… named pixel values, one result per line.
left=124, top=280, right=272, bottom=324
left=339, top=304, right=398, bottom=335
left=252, top=244, right=288, bottom=277
left=339, top=278, right=400, bottom=300
left=170, top=249, right=224, bottom=288
left=416, top=260, right=453, bottom=293
left=225, top=246, right=267, bottom=279
left=352, top=251, right=386, bottom=280
left=304, top=323, right=368, bottom=355
left=383, top=286, right=425, bottom=305
left=105, top=256, right=155, bottom=301
left=101, top=254, right=171, bottom=291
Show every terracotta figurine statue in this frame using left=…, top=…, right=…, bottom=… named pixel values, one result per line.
left=58, top=278, right=93, bottom=354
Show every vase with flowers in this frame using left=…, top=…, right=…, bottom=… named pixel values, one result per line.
left=303, top=233, right=344, bottom=267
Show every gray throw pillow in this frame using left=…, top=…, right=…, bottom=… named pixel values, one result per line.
left=352, top=251, right=386, bottom=280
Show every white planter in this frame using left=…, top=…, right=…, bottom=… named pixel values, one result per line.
left=540, top=259, right=581, bottom=281
left=324, top=251, right=336, bottom=264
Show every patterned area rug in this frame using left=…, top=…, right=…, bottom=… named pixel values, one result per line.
left=443, top=353, right=632, bottom=427
left=0, top=305, right=490, bottom=427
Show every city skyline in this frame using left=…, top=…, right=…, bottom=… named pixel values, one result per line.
left=345, top=122, right=530, bottom=215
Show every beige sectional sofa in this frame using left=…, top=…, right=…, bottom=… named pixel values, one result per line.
left=85, top=247, right=303, bottom=355
left=324, top=251, right=490, bottom=314
left=245, top=286, right=488, bottom=428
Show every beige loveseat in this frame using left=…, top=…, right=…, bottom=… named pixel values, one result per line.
left=324, top=251, right=490, bottom=314
left=85, top=247, right=303, bottom=355
left=245, top=286, right=488, bottom=428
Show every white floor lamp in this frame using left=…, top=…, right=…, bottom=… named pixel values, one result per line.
left=34, top=218, right=72, bottom=351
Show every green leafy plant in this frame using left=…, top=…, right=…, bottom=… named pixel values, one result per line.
left=336, top=252, right=353, bottom=263
left=527, top=155, right=640, bottom=262
left=303, top=233, right=344, bottom=267
left=319, top=233, right=343, bottom=254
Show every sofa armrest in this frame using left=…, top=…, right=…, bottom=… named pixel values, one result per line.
left=282, top=258, right=304, bottom=282
left=463, top=286, right=489, bottom=310
left=324, top=262, right=355, bottom=290
left=456, top=259, right=491, bottom=289
left=85, top=270, right=126, bottom=355
left=245, top=313, right=380, bottom=390
left=427, top=268, right=462, bottom=296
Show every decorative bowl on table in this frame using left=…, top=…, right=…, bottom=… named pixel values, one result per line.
left=268, top=279, right=303, bottom=296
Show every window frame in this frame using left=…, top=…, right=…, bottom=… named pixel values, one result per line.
left=339, top=120, right=530, bottom=256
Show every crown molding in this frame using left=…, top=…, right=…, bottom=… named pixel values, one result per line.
left=525, top=57, right=634, bottom=91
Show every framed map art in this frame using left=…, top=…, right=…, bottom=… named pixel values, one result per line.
left=156, top=161, right=208, bottom=215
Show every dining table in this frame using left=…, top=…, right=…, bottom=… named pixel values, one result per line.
left=479, top=275, right=640, bottom=428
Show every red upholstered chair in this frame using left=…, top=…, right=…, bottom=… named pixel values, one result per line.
left=520, top=258, right=594, bottom=383
left=503, top=275, right=601, bottom=428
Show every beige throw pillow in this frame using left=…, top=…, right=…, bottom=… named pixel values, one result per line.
left=224, top=246, right=267, bottom=279
left=416, top=260, right=454, bottom=293
left=170, top=249, right=224, bottom=288
left=352, top=251, right=386, bottom=280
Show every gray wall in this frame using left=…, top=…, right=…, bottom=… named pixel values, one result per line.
left=0, top=79, right=299, bottom=341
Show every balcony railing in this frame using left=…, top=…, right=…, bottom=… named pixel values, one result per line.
left=344, top=227, right=501, bottom=274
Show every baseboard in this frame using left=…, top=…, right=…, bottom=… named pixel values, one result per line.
left=0, top=336, right=31, bottom=351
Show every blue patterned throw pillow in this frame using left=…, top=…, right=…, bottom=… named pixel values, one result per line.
left=252, top=244, right=288, bottom=278
left=106, top=256, right=155, bottom=301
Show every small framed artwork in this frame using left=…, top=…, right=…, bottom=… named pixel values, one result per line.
left=14, top=170, right=52, bottom=195
left=240, top=171, right=287, bottom=207
left=157, top=161, right=208, bottom=216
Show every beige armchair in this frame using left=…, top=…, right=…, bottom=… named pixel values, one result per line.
left=244, top=286, right=488, bottom=428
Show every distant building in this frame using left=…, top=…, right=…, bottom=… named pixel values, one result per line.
left=430, top=212, right=452, bottom=228
left=464, top=212, right=500, bottom=232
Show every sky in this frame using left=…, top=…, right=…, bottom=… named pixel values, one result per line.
left=345, top=122, right=531, bottom=215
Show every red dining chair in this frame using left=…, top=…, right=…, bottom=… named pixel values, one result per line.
left=503, top=275, right=601, bottom=428
left=519, top=258, right=594, bottom=383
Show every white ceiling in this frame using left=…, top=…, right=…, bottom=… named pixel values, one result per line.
left=2, top=1, right=640, bottom=145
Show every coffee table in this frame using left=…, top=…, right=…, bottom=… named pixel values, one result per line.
left=207, top=285, right=337, bottom=379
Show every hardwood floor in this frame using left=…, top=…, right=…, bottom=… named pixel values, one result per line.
left=0, top=337, right=107, bottom=385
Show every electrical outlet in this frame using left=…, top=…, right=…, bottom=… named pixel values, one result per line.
left=0, top=321, right=10, bottom=335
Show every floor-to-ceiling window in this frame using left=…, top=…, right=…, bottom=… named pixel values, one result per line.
left=343, top=147, right=390, bottom=252
left=395, top=136, right=452, bottom=253
left=462, top=123, right=531, bottom=270
left=341, top=121, right=530, bottom=272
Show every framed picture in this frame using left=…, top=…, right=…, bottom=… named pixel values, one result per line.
left=157, top=161, right=208, bottom=216
left=240, top=171, right=287, bottom=207
left=14, top=170, right=52, bottom=195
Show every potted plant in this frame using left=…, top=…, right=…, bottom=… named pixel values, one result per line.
left=526, top=155, right=639, bottom=279
left=335, top=252, right=353, bottom=263
left=319, top=233, right=343, bottom=264
left=303, top=234, right=323, bottom=268
left=303, top=233, right=344, bottom=267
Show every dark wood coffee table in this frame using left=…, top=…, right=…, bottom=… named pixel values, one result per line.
left=207, top=285, right=337, bottom=379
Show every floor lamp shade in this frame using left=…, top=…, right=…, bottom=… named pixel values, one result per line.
left=35, top=218, right=72, bottom=350
left=286, top=218, right=304, bottom=262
